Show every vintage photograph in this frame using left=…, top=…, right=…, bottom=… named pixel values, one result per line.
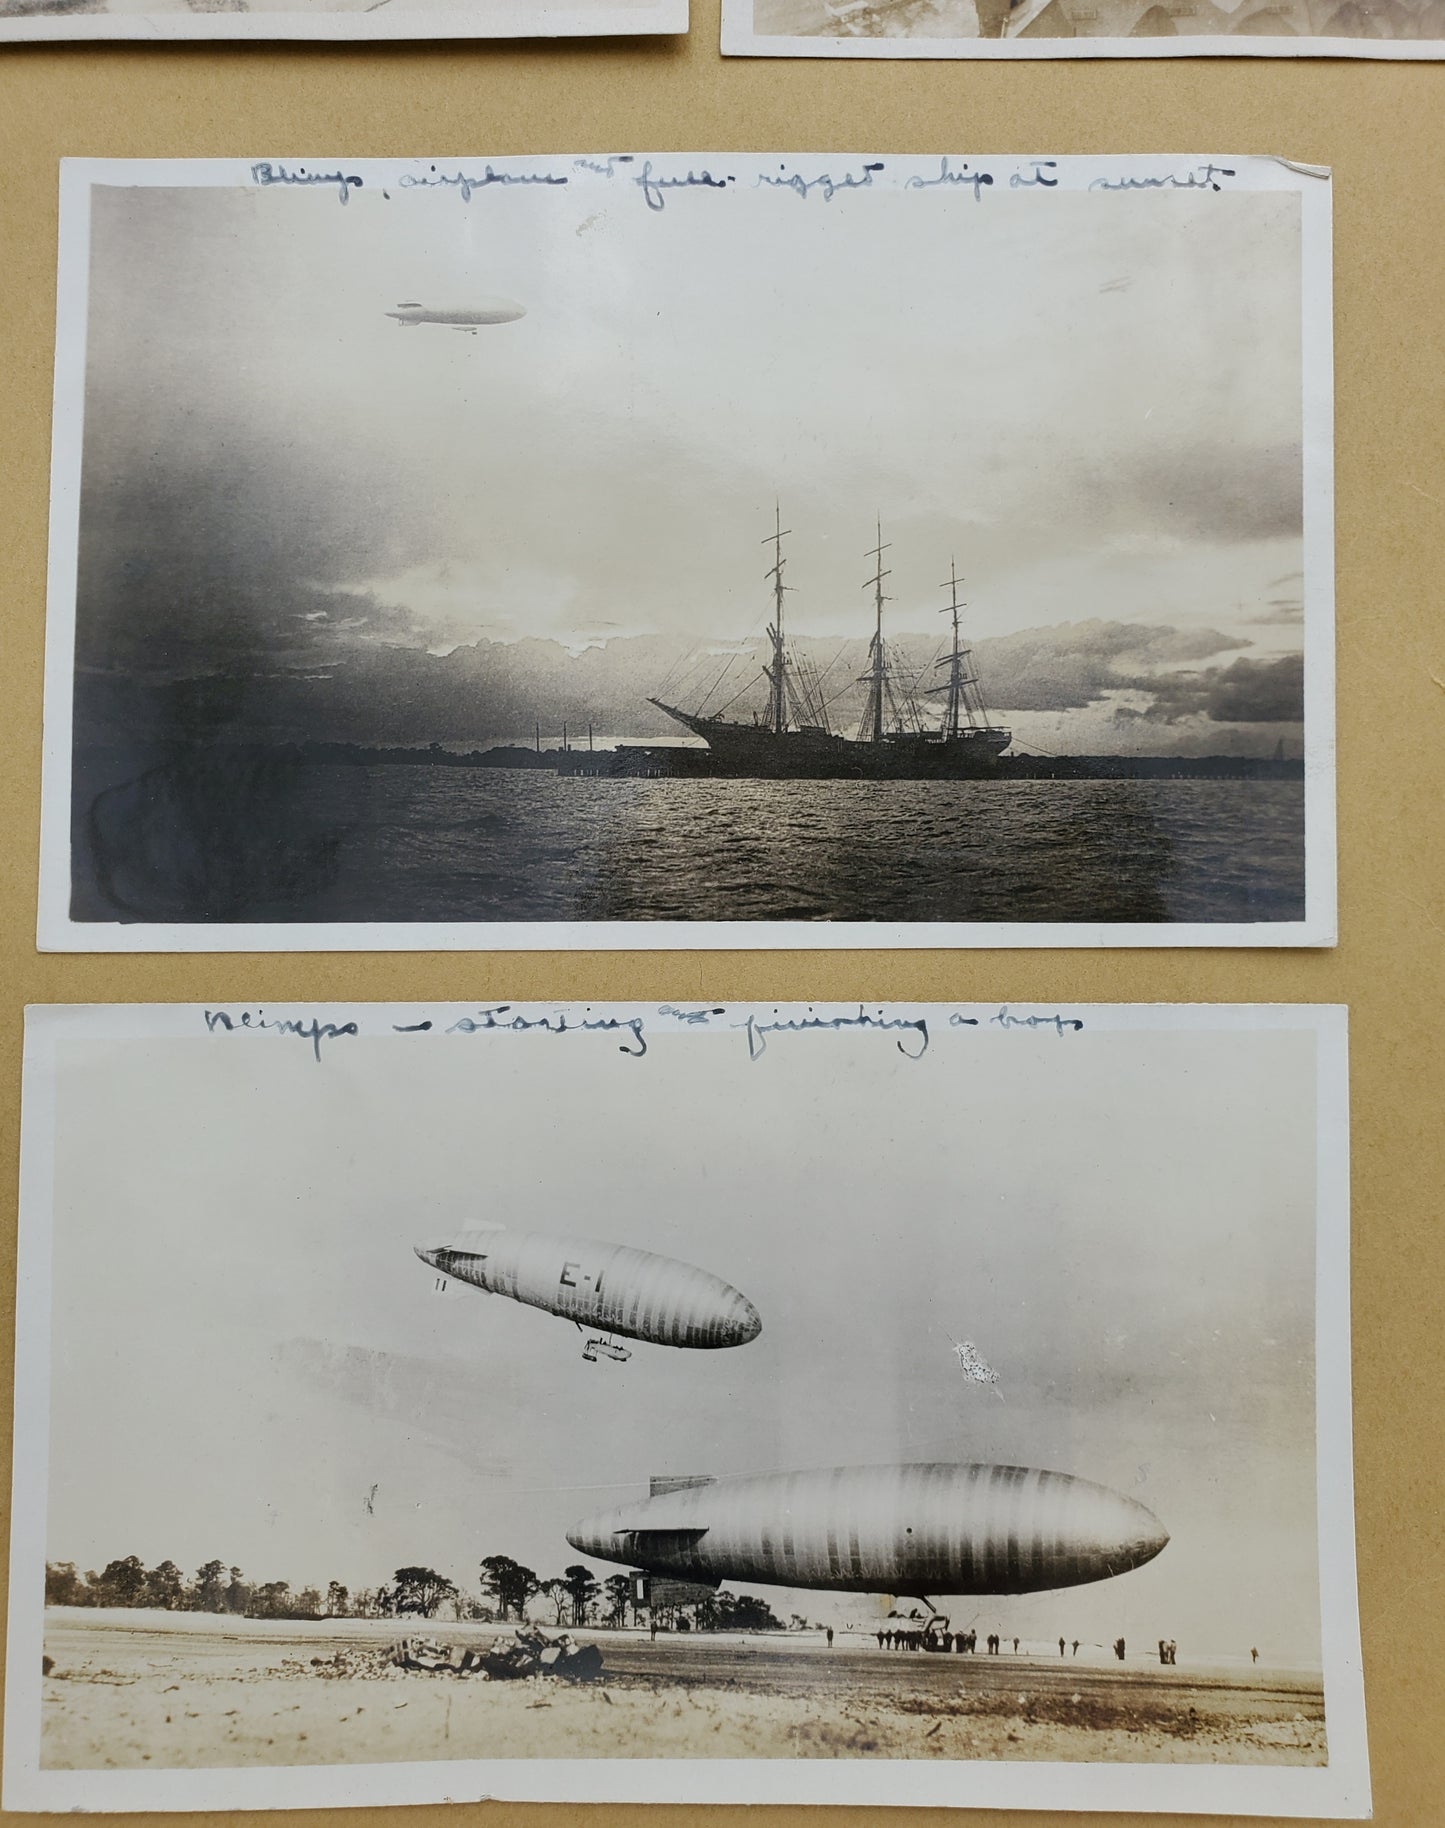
left=722, top=0, right=1445, bottom=57
left=0, top=0, right=685, bottom=45
left=40, top=156, right=1334, bottom=950
left=5, top=1002, right=1367, bottom=1815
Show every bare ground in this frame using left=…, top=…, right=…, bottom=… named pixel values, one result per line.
left=41, top=1610, right=1328, bottom=1770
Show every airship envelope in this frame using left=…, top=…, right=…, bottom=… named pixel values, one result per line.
left=568, top=1464, right=1169, bottom=1598
left=415, top=1230, right=761, bottom=1351
left=385, top=299, right=525, bottom=327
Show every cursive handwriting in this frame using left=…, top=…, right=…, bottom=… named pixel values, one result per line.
left=755, top=161, right=885, bottom=203
left=1009, top=160, right=1059, bottom=189
left=635, top=162, right=734, bottom=212
left=989, top=1007, right=1084, bottom=1035
left=251, top=163, right=362, bottom=205
left=398, top=164, right=569, bottom=204
left=203, top=1008, right=359, bottom=1062
left=447, top=1004, right=646, bottom=1057
left=1089, top=164, right=1236, bottom=194
left=906, top=158, right=993, bottom=201
left=197, top=1004, right=1085, bottom=1064
left=739, top=1005, right=929, bottom=1062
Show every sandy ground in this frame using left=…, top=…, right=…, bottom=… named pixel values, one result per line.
left=41, top=1610, right=1327, bottom=1770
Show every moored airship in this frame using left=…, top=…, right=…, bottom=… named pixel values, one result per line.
left=567, top=1464, right=1168, bottom=1597
left=414, top=1231, right=762, bottom=1360
left=385, top=299, right=525, bottom=332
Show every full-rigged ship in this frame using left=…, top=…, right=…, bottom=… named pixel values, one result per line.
left=650, top=513, right=1012, bottom=780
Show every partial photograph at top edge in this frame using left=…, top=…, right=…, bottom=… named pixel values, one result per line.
left=741, top=0, right=1445, bottom=50
left=52, top=159, right=1330, bottom=942
left=0, top=0, right=685, bottom=40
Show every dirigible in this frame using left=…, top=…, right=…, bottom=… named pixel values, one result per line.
left=385, top=299, right=526, bottom=333
left=567, top=1464, right=1169, bottom=1597
left=415, top=1231, right=761, bottom=1361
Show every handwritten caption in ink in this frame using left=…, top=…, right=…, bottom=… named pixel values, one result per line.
left=201, top=1004, right=1085, bottom=1064
left=249, top=157, right=1243, bottom=212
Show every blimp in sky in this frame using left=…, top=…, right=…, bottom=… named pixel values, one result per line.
left=415, top=1231, right=761, bottom=1363
left=567, top=1465, right=1169, bottom=1597
left=385, top=299, right=525, bottom=334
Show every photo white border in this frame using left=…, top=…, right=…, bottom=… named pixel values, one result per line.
left=721, top=3, right=1445, bottom=57
left=4, top=1002, right=1368, bottom=1814
left=37, top=156, right=1336, bottom=953
left=0, top=0, right=685, bottom=43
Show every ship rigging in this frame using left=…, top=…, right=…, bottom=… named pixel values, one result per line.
left=650, top=511, right=1011, bottom=780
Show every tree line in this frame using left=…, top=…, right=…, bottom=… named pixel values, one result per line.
left=45, top=1553, right=783, bottom=1631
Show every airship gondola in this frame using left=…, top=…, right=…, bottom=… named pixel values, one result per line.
left=567, top=1464, right=1168, bottom=1598
left=415, top=1231, right=761, bottom=1362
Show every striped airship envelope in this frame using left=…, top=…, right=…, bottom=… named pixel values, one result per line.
left=415, top=1230, right=762, bottom=1353
left=568, top=1464, right=1169, bottom=1597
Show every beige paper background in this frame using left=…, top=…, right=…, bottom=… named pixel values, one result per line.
left=0, top=19, right=1442, bottom=1823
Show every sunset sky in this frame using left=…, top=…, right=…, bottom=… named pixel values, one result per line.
left=74, top=168, right=1309, bottom=754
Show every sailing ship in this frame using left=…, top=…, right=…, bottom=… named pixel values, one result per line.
left=650, top=512, right=1012, bottom=780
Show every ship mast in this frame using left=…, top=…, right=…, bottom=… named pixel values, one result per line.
left=940, top=559, right=965, bottom=740
left=863, top=518, right=892, bottom=745
left=763, top=502, right=792, bottom=736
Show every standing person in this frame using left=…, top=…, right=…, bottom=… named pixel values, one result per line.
left=1072, top=1640, right=1080, bottom=1656
left=826, top=1626, right=834, bottom=1649
left=1158, top=1639, right=1169, bottom=1665
left=1012, top=1637, right=1019, bottom=1653
left=1251, top=1646, right=1259, bottom=1665
left=1113, top=1637, right=1126, bottom=1661
left=1167, top=1640, right=1177, bottom=1665
left=1059, top=1637, right=1066, bottom=1657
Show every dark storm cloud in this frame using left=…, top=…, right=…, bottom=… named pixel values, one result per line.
left=973, top=620, right=1251, bottom=714
left=1114, top=652, right=1305, bottom=725
left=74, top=383, right=445, bottom=679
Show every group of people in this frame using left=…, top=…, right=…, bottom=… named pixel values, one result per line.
left=875, top=1625, right=977, bottom=1652
left=870, top=1628, right=1182, bottom=1663
left=874, top=1626, right=1065, bottom=1655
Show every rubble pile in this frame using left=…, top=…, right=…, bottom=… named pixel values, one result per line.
left=280, top=1649, right=401, bottom=1681
left=462, top=1629, right=604, bottom=1683
left=284, top=1630, right=605, bottom=1684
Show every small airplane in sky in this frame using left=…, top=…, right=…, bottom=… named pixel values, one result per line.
left=385, top=299, right=526, bottom=334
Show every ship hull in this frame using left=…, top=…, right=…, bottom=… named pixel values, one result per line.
left=649, top=701, right=1009, bottom=781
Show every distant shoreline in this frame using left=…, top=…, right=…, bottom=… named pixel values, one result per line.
left=297, top=740, right=1308, bottom=784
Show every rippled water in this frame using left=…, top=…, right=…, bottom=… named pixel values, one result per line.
left=78, top=760, right=1306, bottom=926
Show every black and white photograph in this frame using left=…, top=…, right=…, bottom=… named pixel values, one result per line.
left=40, top=156, right=1334, bottom=951
left=4, top=1002, right=1366, bottom=1815
left=721, top=0, right=1445, bottom=58
left=0, top=0, right=684, bottom=46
